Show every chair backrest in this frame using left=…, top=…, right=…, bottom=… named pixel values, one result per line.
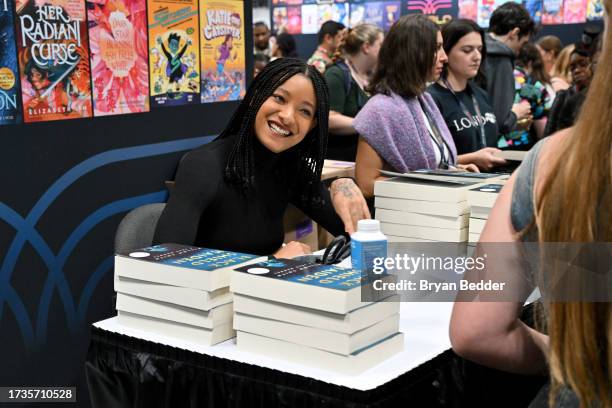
left=114, top=203, right=166, bottom=253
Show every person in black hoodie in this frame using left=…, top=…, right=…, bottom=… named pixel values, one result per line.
left=484, top=3, right=535, bottom=135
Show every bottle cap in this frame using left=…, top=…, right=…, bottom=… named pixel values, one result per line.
left=357, top=219, right=381, bottom=233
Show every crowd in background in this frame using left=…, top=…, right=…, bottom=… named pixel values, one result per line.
left=252, top=8, right=602, bottom=166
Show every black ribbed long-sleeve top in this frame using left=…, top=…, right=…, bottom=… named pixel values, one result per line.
left=153, top=135, right=344, bottom=255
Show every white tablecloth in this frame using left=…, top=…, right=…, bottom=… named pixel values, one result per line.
left=94, top=300, right=453, bottom=391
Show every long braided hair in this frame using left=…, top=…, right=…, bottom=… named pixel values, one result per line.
left=218, top=58, right=329, bottom=206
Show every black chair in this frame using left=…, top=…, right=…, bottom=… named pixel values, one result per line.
left=114, top=203, right=166, bottom=253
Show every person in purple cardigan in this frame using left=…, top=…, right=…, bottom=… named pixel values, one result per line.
left=354, top=15, right=478, bottom=199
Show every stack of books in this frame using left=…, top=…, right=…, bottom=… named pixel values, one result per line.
left=114, top=244, right=265, bottom=345
left=374, top=175, right=486, bottom=243
left=230, top=259, right=403, bottom=374
left=467, top=184, right=505, bottom=243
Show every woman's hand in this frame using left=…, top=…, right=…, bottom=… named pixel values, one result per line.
left=512, top=100, right=531, bottom=121
left=330, top=178, right=371, bottom=235
left=461, top=148, right=507, bottom=171
left=457, top=163, right=480, bottom=172
left=273, top=241, right=312, bottom=259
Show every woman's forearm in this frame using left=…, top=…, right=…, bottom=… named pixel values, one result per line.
left=454, top=320, right=549, bottom=375
left=329, top=111, right=357, bottom=135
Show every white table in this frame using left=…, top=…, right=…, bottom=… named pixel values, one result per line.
left=94, top=301, right=453, bottom=391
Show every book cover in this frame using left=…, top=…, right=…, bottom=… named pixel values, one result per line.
left=286, top=5, right=301, bottom=34
left=458, top=0, right=477, bottom=20
left=380, top=169, right=506, bottom=184
left=586, top=0, right=604, bottom=20
left=199, top=0, right=245, bottom=103
left=272, top=6, right=287, bottom=33
left=541, top=0, right=563, bottom=24
left=88, top=0, right=150, bottom=116
left=0, top=0, right=22, bottom=125
left=477, top=0, right=495, bottom=26
left=300, top=3, right=317, bottom=34
left=147, top=0, right=200, bottom=108
left=563, top=0, right=586, bottom=23
left=119, top=243, right=261, bottom=270
left=317, top=3, right=332, bottom=24
left=382, top=1, right=399, bottom=30
left=524, top=0, right=543, bottom=24
left=363, top=2, right=383, bottom=27
left=332, top=3, right=349, bottom=26
left=234, top=259, right=362, bottom=291
left=469, top=184, right=503, bottom=194
left=349, top=3, right=365, bottom=26
left=15, top=0, right=93, bottom=123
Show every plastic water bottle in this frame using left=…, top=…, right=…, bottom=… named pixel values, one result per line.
left=351, top=219, right=388, bottom=276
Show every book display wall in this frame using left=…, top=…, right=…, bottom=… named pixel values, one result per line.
left=0, top=0, right=248, bottom=125
left=269, top=0, right=604, bottom=36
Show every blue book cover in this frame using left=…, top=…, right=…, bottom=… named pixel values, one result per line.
left=470, top=184, right=503, bottom=194
left=120, top=243, right=261, bottom=271
left=0, top=0, right=21, bottom=125
left=234, top=259, right=362, bottom=291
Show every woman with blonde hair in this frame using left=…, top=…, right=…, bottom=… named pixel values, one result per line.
left=549, top=43, right=574, bottom=92
left=450, top=0, right=612, bottom=405
left=324, top=23, right=384, bottom=161
left=536, top=35, right=562, bottom=76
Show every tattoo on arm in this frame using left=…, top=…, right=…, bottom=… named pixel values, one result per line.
left=331, top=179, right=355, bottom=198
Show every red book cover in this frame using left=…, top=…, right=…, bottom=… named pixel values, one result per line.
left=88, top=0, right=150, bottom=116
left=15, top=0, right=93, bottom=122
left=286, top=5, right=301, bottom=34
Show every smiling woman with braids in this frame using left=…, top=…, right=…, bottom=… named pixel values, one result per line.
left=153, top=58, right=370, bottom=258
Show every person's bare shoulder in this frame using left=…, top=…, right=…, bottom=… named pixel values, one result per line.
left=534, top=127, right=573, bottom=193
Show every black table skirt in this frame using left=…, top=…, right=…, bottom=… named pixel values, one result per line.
left=85, top=327, right=546, bottom=408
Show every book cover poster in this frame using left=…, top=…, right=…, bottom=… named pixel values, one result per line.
left=524, top=0, right=543, bottom=23
left=15, top=0, right=93, bottom=123
left=349, top=3, right=365, bottom=26
left=286, top=5, right=301, bottom=34
left=332, top=3, right=349, bottom=26
left=541, top=0, right=563, bottom=24
left=458, top=0, right=477, bottom=20
left=272, top=6, right=287, bottom=32
left=147, top=0, right=199, bottom=107
left=0, top=0, right=22, bottom=125
left=477, top=0, right=495, bottom=26
left=317, top=3, right=332, bottom=24
left=300, top=3, right=317, bottom=33
left=88, top=0, right=150, bottom=116
left=200, top=0, right=245, bottom=103
left=382, top=1, right=400, bottom=31
left=586, top=0, right=603, bottom=19
left=364, top=1, right=383, bottom=27
left=563, top=0, right=586, bottom=23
